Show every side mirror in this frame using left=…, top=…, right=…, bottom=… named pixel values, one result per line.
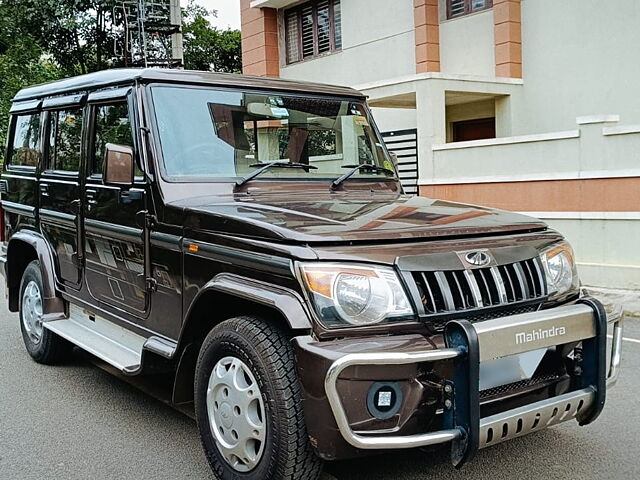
left=104, top=143, right=134, bottom=186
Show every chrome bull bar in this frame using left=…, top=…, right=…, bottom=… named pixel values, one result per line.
left=324, top=297, right=623, bottom=468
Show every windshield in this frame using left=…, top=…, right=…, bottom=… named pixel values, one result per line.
left=150, top=86, right=395, bottom=181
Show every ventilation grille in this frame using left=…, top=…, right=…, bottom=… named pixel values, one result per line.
left=412, top=258, right=547, bottom=329
left=479, top=373, right=561, bottom=400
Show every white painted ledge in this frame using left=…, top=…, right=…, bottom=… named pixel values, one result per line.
left=431, top=130, right=579, bottom=151
left=354, top=72, right=523, bottom=92
left=602, top=124, right=640, bottom=136
left=518, top=212, right=640, bottom=220
left=575, top=114, right=620, bottom=125
left=250, top=0, right=298, bottom=8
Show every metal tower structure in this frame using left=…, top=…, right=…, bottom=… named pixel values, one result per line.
left=114, top=0, right=184, bottom=68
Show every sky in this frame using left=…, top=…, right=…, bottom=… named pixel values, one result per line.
left=182, top=0, right=242, bottom=30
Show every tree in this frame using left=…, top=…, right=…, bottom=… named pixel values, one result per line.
left=0, top=1, right=242, bottom=152
left=0, top=38, right=62, bottom=155
left=182, top=1, right=242, bottom=73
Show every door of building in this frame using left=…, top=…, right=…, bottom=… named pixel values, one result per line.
left=452, top=117, right=496, bottom=142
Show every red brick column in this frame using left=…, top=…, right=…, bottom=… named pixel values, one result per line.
left=494, top=0, right=522, bottom=78
left=240, top=0, right=280, bottom=77
left=414, top=0, right=440, bottom=73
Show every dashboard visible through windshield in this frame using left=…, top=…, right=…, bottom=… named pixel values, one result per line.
left=150, top=85, right=396, bottom=182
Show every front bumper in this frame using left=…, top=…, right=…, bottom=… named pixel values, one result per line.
left=296, top=297, right=623, bottom=466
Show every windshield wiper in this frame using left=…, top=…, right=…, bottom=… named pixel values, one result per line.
left=330, top=164, right=396, bottom=191
left=236, top=161, right=318, bottom=187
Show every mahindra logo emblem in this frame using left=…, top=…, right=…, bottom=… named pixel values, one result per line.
left=464, top=251, right=491, bottom=267
left=515, top=326, right=567, bottom=345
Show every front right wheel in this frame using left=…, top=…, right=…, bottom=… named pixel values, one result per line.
left=194, top=316, right=323, bottom=480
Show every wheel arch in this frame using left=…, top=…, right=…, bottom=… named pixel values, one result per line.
left=6, top=231, right=65, bottom=319
left=172, top=273, right=314, bottom=405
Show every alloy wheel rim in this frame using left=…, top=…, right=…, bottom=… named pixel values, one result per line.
left=206, top=356, right=267, bottom=472
left=22, top=280, right=44, bottom=344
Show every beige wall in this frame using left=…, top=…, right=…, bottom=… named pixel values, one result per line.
left=440, top=10, right=495, bottom=77
left=280, top=0, right=416, bottom=86
left=511, top=0, right=640, bottom=134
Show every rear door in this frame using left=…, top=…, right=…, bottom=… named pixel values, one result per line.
left=82, top=90, right=150, bottom=316
left=39, top=96, right=85, bottom=287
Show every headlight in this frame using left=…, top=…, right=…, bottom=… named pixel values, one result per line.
left=540, top=242, right=579, bottom=297
left=298, top=263, right=415, bottom=328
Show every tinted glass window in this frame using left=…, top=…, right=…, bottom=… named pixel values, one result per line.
left=152, top=86, right=393, bottom=181
left=48, top=108, right=83, bottom=172
left=10, top=113, right=41, bottom=168
left=92, top=103, right=133, bottom=176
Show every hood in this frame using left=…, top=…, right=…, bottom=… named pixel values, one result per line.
left=174, top=193, right=547, bottom=244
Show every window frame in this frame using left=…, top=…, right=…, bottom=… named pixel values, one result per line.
left=44, top=107, right=85, bottom=175
left=284, top=0, right=342, bottom=65
left=446, top=0, right=493, bottom=20
left=87, top=100, right=137, bottom=181
left=6, top=111, right=44, bottom=172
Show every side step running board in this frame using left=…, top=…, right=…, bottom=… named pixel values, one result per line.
left=44, top=306, right=145, bottom=374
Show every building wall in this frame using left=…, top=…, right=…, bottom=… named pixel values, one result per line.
left=511, top=0, right=640, bottom=135
left=440, top=10, right=495, bottom=77
left=280, top=0, right=416, bottom=86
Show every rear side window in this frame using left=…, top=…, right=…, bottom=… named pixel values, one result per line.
left=10, top=113, right=41, bottom=168
left=48, top=108, right=83, bottom=172
left=92, top=103, right=133, bottom=176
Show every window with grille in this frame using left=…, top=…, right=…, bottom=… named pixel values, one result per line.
left=285, top=0, right=342, bottom=64
left=447, top=0, right=492, bottom=19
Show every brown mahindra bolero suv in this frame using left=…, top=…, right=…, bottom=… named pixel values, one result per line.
left=0, top=69, right=624, bottom=479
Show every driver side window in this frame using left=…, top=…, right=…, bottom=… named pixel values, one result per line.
left=92, top=102, right=141, bottom=177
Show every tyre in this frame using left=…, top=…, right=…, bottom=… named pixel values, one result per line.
left=194, top=316, right=323, bottom=480
left=19, top=260, right=69, bottom=364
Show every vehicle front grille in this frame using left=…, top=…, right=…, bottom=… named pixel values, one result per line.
left=479, top=372, right=561, bottom=400
left=411, top=257, right=547, bottom=331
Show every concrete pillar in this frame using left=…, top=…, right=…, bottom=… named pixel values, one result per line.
left=494, top=0, right=522, bottom=78
left=414, top=0, right=440, bottom=73
left=240, top=0, right=280, bottom=77
left=415, top=82, right=446, bottom=182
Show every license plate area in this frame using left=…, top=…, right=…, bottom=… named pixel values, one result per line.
left=479, top=348, right=547, bottom=391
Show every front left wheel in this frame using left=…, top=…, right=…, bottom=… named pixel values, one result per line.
left=194, top=316, right=323, bottom=480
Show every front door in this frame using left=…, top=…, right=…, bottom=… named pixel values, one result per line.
left=82, top=97, right=149, bottom=316
left=39, top=105, right=84, bottom=287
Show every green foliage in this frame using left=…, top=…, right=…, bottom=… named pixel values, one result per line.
left=0, top=0, right=242, bottom=160
left=182, top=1, right=242, bottom=73
left=0, top=38, right=62, bottom=159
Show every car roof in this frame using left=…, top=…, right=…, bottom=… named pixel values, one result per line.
left=12, top=68, right=365, bottom=103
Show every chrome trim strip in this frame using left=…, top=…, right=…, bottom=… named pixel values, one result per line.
left=1, top=201, right=36, bottom=216
left=512, top=262, right=531, bottom=298
left=39, top=208, right=76, bottom=225
left=479, top=387, right=595, bottom=449
left=463, top=270, right=484, bottom=308
left=489, top=266, right=508, bottom=303
left=434, top=271, right=456, bottom=311
left=324, top=348, right=464, bottom=449
left=607, top=317, right=624, bottom=388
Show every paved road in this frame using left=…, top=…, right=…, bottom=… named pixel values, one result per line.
left=1, top=288, right=639, bottom=479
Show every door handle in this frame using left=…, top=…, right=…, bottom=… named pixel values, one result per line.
left=86, top=189, right=98, bottom=204
left=39, top=183, right=49, bottom=197
left=70, top=198, right=81, bottom=213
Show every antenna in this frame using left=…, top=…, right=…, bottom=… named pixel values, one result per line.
left=114, top=0, right=184, bottom=68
